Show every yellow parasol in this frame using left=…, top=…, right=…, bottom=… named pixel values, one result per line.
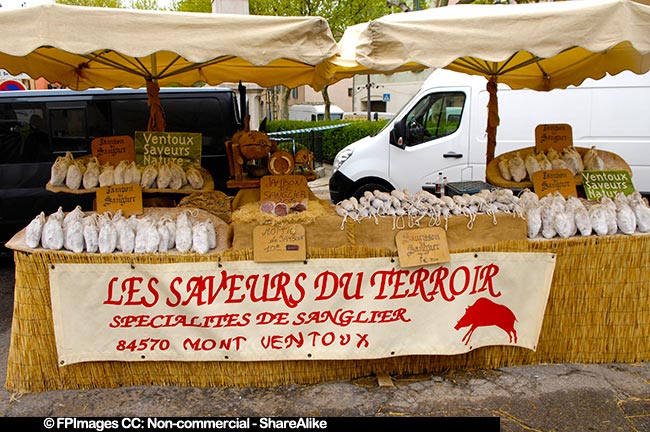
left=326, top=0, right=650, bottom=165
left=0, top=3, right=339, bottom=131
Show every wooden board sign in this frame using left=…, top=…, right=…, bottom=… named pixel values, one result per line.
left=535, top=123, right=573, bottom=152
left=581, top=170, right=635, bottom=200
left=396, top=227, right=450, bottom=268
left=91, top=136, right=135, bottom=166
left=253, top=224, right=306, bottom=262
left=260, top=175, right=310, bottom=204
left=96, top=183, right=143, bottom=217
left=134, top=131, right=202, bottom=168
left=531, top=169, right=578, bottom=198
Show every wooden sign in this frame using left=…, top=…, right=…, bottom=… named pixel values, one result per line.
left=532, top=169, right=578, bottom=198
left=396, top=227, right=450, bottom=268
left=91, top=136, right=135, bottom=166
left=134, top=131, right=202, bottom=168
left=96, top=183, right=143, bottom=217
left=260, top=175, right=310, bottom=204
left=253, top=224, right=306, bottom=262
left=535, top=123, right=573, bottom=152
left=581, top=170, right=635, bottom=200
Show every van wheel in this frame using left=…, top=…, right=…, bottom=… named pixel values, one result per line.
left=351, top=182, right=392, bottom=200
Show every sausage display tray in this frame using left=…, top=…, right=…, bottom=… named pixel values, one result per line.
left=45, top=167, right=214, bottom=194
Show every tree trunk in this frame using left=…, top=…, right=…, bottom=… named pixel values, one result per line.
left=280, top=86, right=290, bottom=120
left=322, top=86, right=331, bottom=121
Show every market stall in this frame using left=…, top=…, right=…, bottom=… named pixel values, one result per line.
left=5, top=165, right=650, bottom=392
left=3, top=0, right=650, bottom=394
left=5, top=218, right=650, bottom=392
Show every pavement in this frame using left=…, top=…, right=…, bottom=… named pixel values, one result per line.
left=0, top=169, right=648, bottom=430
left=307, top=163, right=333, bottom=202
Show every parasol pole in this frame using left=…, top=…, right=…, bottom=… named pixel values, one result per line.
left=485, top=76, right=500, bottom=167
left=146, top=54, right=166, bottom=132
left=146, top=79, right=166, bottom=132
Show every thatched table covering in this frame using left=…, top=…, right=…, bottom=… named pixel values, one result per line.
left=5, top=230, right=649, bottom=392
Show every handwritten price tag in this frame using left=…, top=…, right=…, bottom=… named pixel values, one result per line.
left=96, top=183, right=143, bottom=216
left=91, top=135, right=135, bottom=166
left=535, top=123, right=573, bottom=152
left=396, top=227, right=450, bottom=268
left=260, top=175, right=310, bottom=204
left=253, top=224, right=306, bottom=262
left=532, top=169, right=577, bottom=198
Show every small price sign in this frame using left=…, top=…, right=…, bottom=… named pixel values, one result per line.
left=535, top=123, right=573, bottom=152
left=96, top=183, right=143, bottom=216
left=396, top=227, right=450, bottom=268
left=253, top=224, right=306, bottom=262
left=581, top=170, right=635, bottom=200
left=532, top=169, right=577, bottom=198
left=260, top=175, right=310, bottom=205
left=91, top=136, right=135, bottom=166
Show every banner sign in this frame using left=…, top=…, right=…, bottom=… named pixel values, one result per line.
left=49, top=253, right=556, bottom=365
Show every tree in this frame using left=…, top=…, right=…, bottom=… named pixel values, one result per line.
left=55, top=0, right=171, bottom=9
left=56, top=0, right=124, bottom=7
left=173, top=0, right=210, bottom=13
left=249, top=0, right=393, bottom=120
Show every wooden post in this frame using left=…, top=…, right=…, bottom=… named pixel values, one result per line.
left=486, top=77, right=500, bottom=166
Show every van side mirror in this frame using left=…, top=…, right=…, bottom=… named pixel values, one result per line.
left=391, top=120, right=406, bottom=149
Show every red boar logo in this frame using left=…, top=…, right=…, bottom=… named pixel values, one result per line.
left=454, top=297, right=518, bottom=345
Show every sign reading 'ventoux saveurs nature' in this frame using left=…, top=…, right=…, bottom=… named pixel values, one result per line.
left=581, top=170, right=635, bottom=200
left=134, top=131, right=202, bottom=168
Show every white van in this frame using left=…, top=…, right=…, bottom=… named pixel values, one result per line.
left=289, top=104, right=344, bottom=121
left=329, top=69, right=650, bottom=203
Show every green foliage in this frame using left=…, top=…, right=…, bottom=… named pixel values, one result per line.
left=249, top=0, right=391, bottom=39
left=129, top=0, right=160, bottom=9
left=56, top=0, right=124, bottom=7
left=266, top=120, right=388, bottom=162
left=53, top=0, right=205, bottom=10
left=174, top=0, right=211, bottom=12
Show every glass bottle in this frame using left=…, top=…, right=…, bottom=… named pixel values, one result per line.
left=435, top=172, right=444, bottom=196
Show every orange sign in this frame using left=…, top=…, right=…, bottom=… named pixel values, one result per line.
left=532, top=169, right=577, bottom=198
left=91, top=136, right=135, bottom=166
left=96, top=183, right=143, bottom=216
left=535, top=123, right=573, bottom=153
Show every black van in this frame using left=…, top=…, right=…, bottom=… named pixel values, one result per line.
left=0, top=87, right=241, bottom=248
